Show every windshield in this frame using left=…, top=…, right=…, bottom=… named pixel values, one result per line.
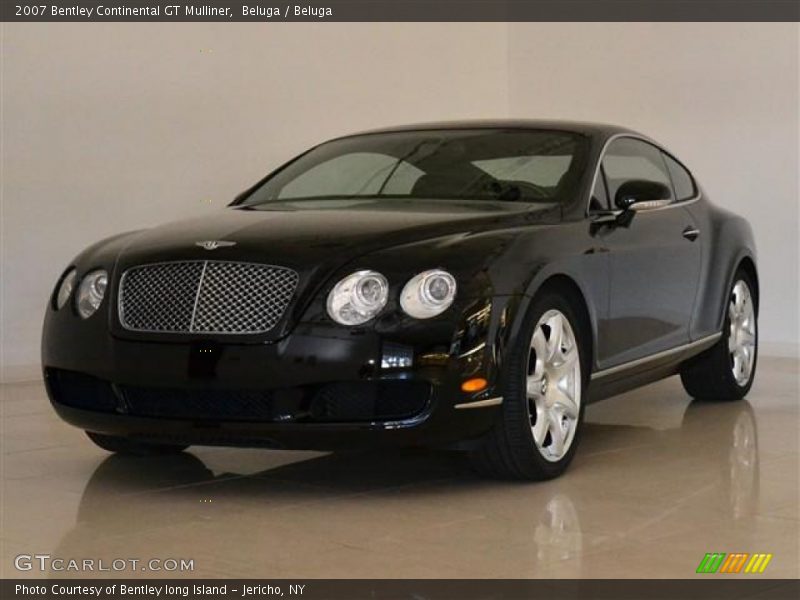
left=239, top=129, right=589, bottom=207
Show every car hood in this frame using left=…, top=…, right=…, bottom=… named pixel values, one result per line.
left=114, top=198, right=558, bottom=272
left=83, top=198, right=559, bottom=342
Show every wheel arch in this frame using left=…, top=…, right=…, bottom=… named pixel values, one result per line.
left=500, top=272, right=598, bottom=377
left=689, top=203, right=758, bottom=339
left=534, top=275, right=594, bottom=373
left=736, top=255, right=759, bottom=312
left=712, top=250, right=759, bottom=333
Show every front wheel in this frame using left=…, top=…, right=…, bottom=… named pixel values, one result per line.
left=680, top=269, right=758, bottom=401
left=470, top=290, right=586, bottom=480
left=86, top=432, right=189, bottom=455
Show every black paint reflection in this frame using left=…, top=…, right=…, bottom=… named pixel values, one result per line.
left=49, top=401, right=759, bottom=580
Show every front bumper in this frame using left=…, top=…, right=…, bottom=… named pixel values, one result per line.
left=42, top=306, right=508, bottom=450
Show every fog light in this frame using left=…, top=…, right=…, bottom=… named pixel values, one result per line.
left=461, top=377, right=488, bottom=393
left=381, top=343, right=414, bottom=369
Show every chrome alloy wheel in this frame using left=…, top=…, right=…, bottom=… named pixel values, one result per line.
left=526, top=310, right=582, bottom=462
left=728, top=280, right=756, bottom=386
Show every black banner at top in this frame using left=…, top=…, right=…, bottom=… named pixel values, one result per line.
left=2, top=0, right=800, bottom=22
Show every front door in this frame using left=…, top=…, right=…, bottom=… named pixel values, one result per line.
left=597, top=137, right=701, bottom=368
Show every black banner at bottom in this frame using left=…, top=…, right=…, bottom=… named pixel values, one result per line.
left=3, top=579, right=800, bottom=600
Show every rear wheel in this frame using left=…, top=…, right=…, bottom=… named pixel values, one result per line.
left=680, top=269, right=758, bottom=401
left=471, top=290, right=586, bottom=480
left=86, top=432, right=188, bottom=455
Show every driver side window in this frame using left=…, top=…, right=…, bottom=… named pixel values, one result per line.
left=602, top=138, right=674, bottom=207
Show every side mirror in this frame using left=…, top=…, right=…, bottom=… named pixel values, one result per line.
left=614, top=180, right=672, bottom=212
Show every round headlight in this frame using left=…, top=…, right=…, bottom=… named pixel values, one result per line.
left=55, top=268, right=77, bottom=310
left=400, top=269, right=457, bottom=319
left=76, top=270, right=108, bottom=319
left=327, top=270, right=389, bottom=326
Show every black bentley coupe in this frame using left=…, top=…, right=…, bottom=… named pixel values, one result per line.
left=42, top=120, right=758, bottom=480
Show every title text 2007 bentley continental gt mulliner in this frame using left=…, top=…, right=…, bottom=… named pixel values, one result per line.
left=42, top=121, right=758, bottom=480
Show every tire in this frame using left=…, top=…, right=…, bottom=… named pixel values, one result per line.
left=680, top=268, right=758, bottom=401
left=86, top=432, right=188, bottom=455
left=470, top=289, right=588, bottom=480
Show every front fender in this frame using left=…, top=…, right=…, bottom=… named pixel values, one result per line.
left=496, top=224, right=608, bottom=375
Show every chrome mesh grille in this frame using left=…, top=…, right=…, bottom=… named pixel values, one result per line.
left=119, top=262, right=204, bottom=333
left=119, top=261, right=299, bottom=334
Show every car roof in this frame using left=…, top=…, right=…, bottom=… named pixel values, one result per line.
left=341, top=119, right=642, bottom=140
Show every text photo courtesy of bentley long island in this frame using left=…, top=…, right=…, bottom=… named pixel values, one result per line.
left=42, top=121, right=758, bottom=480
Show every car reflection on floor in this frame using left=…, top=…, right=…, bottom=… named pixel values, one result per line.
left=44, top=400, right=759, bottom=579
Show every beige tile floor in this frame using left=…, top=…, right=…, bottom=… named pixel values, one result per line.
left=1, top=358, right=797, bottom=579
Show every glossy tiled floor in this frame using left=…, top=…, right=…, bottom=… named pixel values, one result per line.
left=1, top=358, right=797, bottom=579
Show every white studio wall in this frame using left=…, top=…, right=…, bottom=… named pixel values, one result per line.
left=508, top=22, right=800, bottom=356
left=1, top=23, right=510, bottom=380
left=1, top=22, right=798, bottom=381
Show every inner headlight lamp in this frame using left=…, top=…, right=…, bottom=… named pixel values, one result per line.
left=76, top=270, right=108, bottom=319
left=327, top=270, right=389, bottom=326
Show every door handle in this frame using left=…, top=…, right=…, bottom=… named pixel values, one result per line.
left=682, top=226, right=700, bottom=241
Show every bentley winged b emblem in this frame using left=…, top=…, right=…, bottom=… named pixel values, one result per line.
left=195, top=240, right=237, bottom=250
